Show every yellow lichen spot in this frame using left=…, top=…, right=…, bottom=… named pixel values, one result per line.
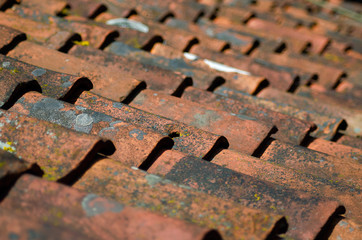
left=329, top=179, right=339, bottom=184
left=73, top=40, right=90, bottom=46
left=10, top=69, right=19, bottom=74
left=324, top=53, right=343, bottom=63
left=41, top=166, right=59, bottom=181
left=58, top=7, right=70, bottom=16
left=126, top=38, right=142, bottom=49
left=55, top=210, right=63, bottom=218
left=254, top=193, right=261, bottom=201
left=179, top=131, right=190, bottom=137
left=1, top=141, right=16, bottom=153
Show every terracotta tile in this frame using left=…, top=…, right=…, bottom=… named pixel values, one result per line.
left=335, top=135, right=362, bottom=150
left=130, top=89, right=274, bottom=155
left=215, top=86, right=344, bottom=140
left=296, top=85, right=362, bottom=110
left=0, top=109, right=114, bottom=181
left=1, top=0, right=360, bottom=236
left=150, top=43, right=267, bottom=94
left=74, top=91, right=227, bottom=159
left=247, top=0, right=275, bottom=12
left=330, top=219, right=362, bottom=240
left=284, top=5, right=339, bottom=33
left=0, top=25, right=25, bottom=55
left=11, top=92, right=172, bottom=168
left=212, top=149, right=361, bottom=222
left=188, top=45, right=299, bottom=91
left=0, top=11, right=75, bottom=50
left=104, top=15, right=206, bottom=53
left=103, top=41, right=213, bottom=89
left=66, top=0, right=107, bottom=19
left=347, top=49, right=362, bottom=61
left=182, top=86, right=314, bottom=145
left=216, top=6, right=255, bottom=24
left=314, top=50, right=362, bottom=71
left=251, top=51, right=345, bottom=89
left=335, top=81, right=362, bottom=100
left=68, top=45, right=190, bottom=96
left=17, top=0, right=68, bottom=16
left=0, top=54, right=92, bottom=103
left=164, top=18, right=256, bottom=54
left=129, top=15, right=230, bottom=53
left=0, top=149, right=32, bottom=180
left=7, top=41, right=143, bottom=102
left=1, top=174, right=216, bottom=240
left=8, top=5, right=120, bottom=49
left=260, top=139, right=361, bottom=188
left=104, top=41, right=266, bottom=93
left=199, top=16, right=307, bottom=54
left=0, top=208, right=94, bottom=240
left=246, top=18, right=330, bottom=54
left=0, top=149, right=42, bottom=199
left=325, top=31, right=362, bottom=54
left=0, top=65, right=40, bottom=109
left=194, top=18, right=275, bottom=53
left=73, top=157, right=286, bottom=240
left=100, top=0, right=163, bottom=21
left=210, top=16, right=309, bottom=54
left=306, top=137, right=362, bottom=163
left=325, top=40, right=350, bottom=55
left=51, top=17, right=119, bottom=49
left=166, top=1, right=213, bottom=22
left=258, top=88, right=362, bottom=138
left=148, top=150, right=343, bottom=240
left=103, top=0, right=212, bottom=22
left=240, top=6, right=307, bottom=29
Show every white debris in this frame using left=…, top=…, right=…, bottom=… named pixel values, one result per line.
left=106, top=18, right=149, bottom=33
left=183, top=52, right=199, bottom=61
left=203, top=59, right=251, bottom=75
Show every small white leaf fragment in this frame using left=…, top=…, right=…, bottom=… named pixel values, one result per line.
left=106, top=18, right=149, bottom=33
left=183, top=53, right=251, bottom=76
left=203, top=59, right=251, bottom=76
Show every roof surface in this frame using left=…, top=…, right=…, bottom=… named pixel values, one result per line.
left=0, top=0, right=361, bottom=239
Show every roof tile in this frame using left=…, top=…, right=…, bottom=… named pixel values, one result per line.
left=0, top=54, right=92, bottom=103
left=0, top=24, right=25, bottom=55
left=0, top=0, right=361, bottom=237
left=258, top=87, right=362, bottom=137
left=130, top=89, right=274, bottom=154
left=0, top=208, right=94, bottom=240
left=74, top=91, right=227, bottom=159
left=148, top=150, right=343, bottom=240
left=182, top=86, right=314, bottom=145
left=68, top=44, right=190, bottom=96
left=0, top=109, right=114, bottom=181
left=0, top=11, right=75, bottom=50
left=260, top=139, right=361, bottom=188
left=215, top=86, right=344, bottom=140
left=11, top=92, right=172, bottom=168
left=73, top=156, right=286, bottom=239
left=1, top=174, right=218, bottom=240
left=7, top=41, right=143, bottom=102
